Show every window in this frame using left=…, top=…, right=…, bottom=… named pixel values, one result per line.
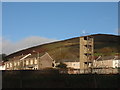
left=30, top=60, right=33, bottom=65
left=18, top=62, right=20, bottom=66
left=26, top=60, right=29, bottom=65
left=7, top=63, right=9, bottom=68
left=10, top=63, right=12, bottom=67
left=14, top=62, right=16, bottom=66
left=34, top=59, right=37, bottom=64
left=84, top=62, right=88, bottom=64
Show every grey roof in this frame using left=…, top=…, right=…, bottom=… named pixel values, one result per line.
left=97, top=55, right=120, bottom=61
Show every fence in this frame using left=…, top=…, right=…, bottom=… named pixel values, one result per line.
left=92, top=68, right=119, bottom=74
left=2, top=70, right=119, bottom=88
left=59, top=68, right=120, bottom=74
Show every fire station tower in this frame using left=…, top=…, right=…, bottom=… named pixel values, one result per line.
left=79, top=35, right=94, bottom=73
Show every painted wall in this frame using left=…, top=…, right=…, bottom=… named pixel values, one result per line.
left=64, top=62, right=80, bottom=69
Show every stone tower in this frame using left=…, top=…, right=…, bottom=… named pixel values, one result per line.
left=79, top=35, right=94, bottom=73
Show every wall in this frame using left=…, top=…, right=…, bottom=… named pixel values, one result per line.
left=63, top=62, right=80, bottom=69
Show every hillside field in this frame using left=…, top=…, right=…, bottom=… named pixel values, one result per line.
left=6, top=34, right=120, bottom=62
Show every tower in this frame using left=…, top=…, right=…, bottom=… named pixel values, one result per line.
left=79, top=35, right=94, bottom=73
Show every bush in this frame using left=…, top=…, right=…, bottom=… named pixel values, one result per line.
left=56, top=62, right=67, bottom=69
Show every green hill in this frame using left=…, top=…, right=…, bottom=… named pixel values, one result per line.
left=6, top=34, right=120, bottom=62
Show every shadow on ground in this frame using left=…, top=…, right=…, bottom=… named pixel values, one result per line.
left=2, top=70, right=120, bottom=88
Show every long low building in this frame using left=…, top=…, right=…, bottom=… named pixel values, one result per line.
left=93, top=56, right=120, bottom=69
left=93, top=60, right=120, bottom=68
left=4, top=52, right=55, bottom=70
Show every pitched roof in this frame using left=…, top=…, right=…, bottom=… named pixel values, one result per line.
left=96, top=55, right=120, bottom=61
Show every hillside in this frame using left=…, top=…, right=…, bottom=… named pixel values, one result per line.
left=93, top=34, right=119, bottom=56
left=6, top=34, right=120, bottom=62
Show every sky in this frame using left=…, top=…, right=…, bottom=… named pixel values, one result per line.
left=2, top=2, right=118, bottom=54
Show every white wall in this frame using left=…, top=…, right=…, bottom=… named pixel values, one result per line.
left=64, top=62, right=80, bottom=69
left=113, top=60, right=120, bottom=68
left=0, top=65, right=5, bottom=70
left=93, top=60, right=120, bottom=68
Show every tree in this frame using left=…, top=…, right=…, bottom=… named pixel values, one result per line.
left=0, top=54, right=8, bottom=62
left=56, top=62, right=67, bottom=69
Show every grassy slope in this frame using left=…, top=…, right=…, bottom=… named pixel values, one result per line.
left=93, top=34, right=120, bottom=56
left=6, top=34, right=120, bottom=62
